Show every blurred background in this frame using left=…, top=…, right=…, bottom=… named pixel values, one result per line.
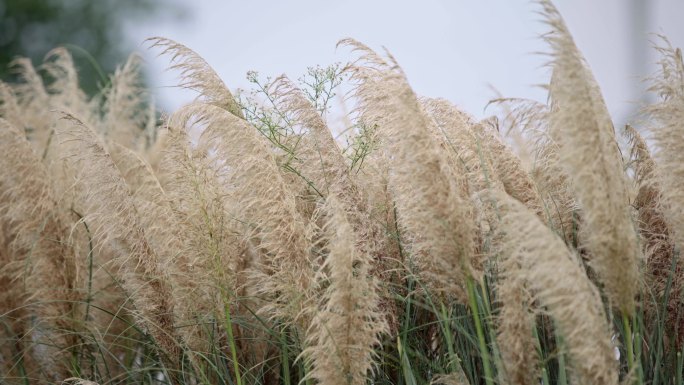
left=1, top=0, right=683, bottom=128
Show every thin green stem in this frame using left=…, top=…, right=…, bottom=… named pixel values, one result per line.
left=533, top=325, right=549, bottom=385
left=222, top=297, right=242, bottom=385
left=281, top=329, right=291, bottom=385
left=467, top=277, right=493, bottom=385
left=623, top=312, right=636, bottom=383
left=556, top=333, right=567, bottom=385
left=439, top=303, right=459, bottom=373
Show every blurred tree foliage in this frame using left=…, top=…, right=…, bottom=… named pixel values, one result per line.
left=0, top=0, right=177, bottom=95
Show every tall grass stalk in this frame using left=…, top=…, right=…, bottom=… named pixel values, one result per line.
left=466, top=278, right=493, bottom=385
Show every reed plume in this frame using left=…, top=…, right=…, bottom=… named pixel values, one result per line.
left=421, top=98, right=495, bottom=198
left=644, top=38, right=684, bottom=348
left=489, top=97, right=576, bottom=240
left=344, top=41, right=477, bottom=300
left=490, top=190, right=617, bottom=385
left=270, top=75, right=400, bottom=328
left=148, top=37, right=244, bottom=118
left=8, top=58, right=52, bottom=151
left=175, top=102, right=314, bottom=328
left=302, top=196, right=387, bottom=385
left=495, top=245, right=538, bottom=385
left=42, top=48, right=90, bottom=117
left=0, top=118, right=76, bottom=381
left=646, top=38, right=684, bottom=253
left=541, top=0, right=640, bottom=314
left=270, top=75, right=349, bottom=193
left=155, top=124, right=245, bottom=359
left=625, top=125, right=677, bottom=312
left=102, top=55, right=151, bottom=149
left=474, top=120, right=544, bottom=217
left=54, top=113, right=180, bottom=362
left=0, top=82, right=23, bottom=130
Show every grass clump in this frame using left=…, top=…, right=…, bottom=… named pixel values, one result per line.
left=1, top=1, right=684, bottom=384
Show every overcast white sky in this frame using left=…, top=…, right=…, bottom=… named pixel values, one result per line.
left=126, top=1, right=684, bottom=127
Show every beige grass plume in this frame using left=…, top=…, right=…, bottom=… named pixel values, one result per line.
left=494, top=239, right=539, bottom=385
left=54, top=113, right=180, bottom=363
left=421, top=98, right=498, bottom=196
left=176, top=103, right=317, bottom=371
left=625, top=125, right=682, bottom=347
left=267, top=74, right=373, bottom=236
left=148, top=37, right=244, bottom=118
left=9, top=56, right=49, bottom=107
left=301, top=196, right=387, bottom=385
left=420, top=99, right=496, bottom=274
left=342, top=39, right=477, bottom=301
left=625, top=124, right=674, bottom=278
left=494, top=97, right=577, bottom=243
left=270, top=75, right=401, bottom=328
left=488, top=190, right=618, bottom=385
left=175, top=102, right=314, bottom=327
left=155, top=124, right=247, bottom=359
left=0, top=82, right=23, bottom=129
left=107, top=140, right=179, bottom=265
left=8, top=58, right=52, bottom=151
left=646, top=38, right=684, bottom=253
left=8, top=55, right=129, bottom=362
left=475, top=119, right=544, bottom=218
left=0, top=118, right=77, bottom=381
left=269, top=75, right=349, bottom=193
left=541, top=0, right=640, bottom=314
left=644, top=38, right=684, bottom=347
left=102, top=55, right=151, bottom=149
left=42, top=48, right=90, bottom=116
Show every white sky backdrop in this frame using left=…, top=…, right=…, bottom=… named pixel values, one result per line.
left=126, top=0, right=684, bottom=128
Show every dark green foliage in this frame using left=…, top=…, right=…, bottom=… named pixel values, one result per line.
left=0, top=0, right=173, bottom=95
